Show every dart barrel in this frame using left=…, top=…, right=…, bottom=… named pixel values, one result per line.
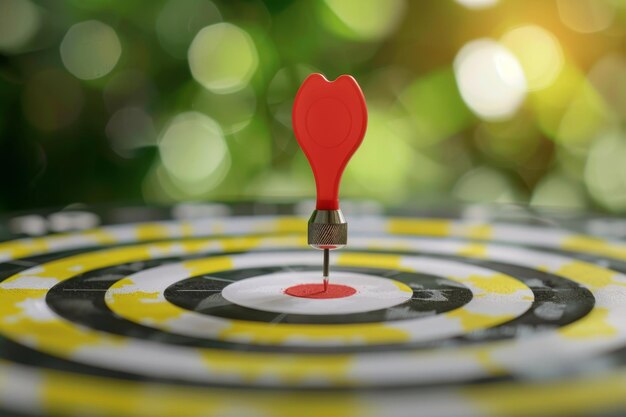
left=307, top=209, right=347, bottom=250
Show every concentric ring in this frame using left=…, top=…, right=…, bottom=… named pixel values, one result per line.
left=105, top=251, right=532, bottom=346
left=163, top=265, right=474, bottom=325
left=0, top=233, right=623, bottom=388
left=1, top=208, right=626, bottom=417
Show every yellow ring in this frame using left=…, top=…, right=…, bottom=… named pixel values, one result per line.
left=106, top=251, right=531, bottom=346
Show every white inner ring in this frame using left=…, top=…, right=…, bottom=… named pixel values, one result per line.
left=220, top=271, right=413, bottom=315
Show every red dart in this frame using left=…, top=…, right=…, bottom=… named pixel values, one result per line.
left=293, top=73, right=368, bottom=290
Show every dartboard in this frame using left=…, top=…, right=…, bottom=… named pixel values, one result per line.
left=1, top=203, right=626, bottom=417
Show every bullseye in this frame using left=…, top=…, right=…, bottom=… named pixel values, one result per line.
left=220, top=270, right=414, bottom=315
left=284, top=283, right=356, bottom=299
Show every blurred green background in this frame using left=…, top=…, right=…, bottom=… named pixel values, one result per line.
left=1, top=0, right=626, bottom=213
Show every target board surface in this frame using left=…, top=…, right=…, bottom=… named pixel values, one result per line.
left=2, top=203, right=626, bottom=417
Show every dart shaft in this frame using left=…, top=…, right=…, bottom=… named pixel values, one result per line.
left=323, top=248, right=329, bottom=276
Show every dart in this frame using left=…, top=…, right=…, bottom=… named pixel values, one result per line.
left=292, top=74, right=368, bottom=290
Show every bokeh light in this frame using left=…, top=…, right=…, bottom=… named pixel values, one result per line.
left=156, top=0, right=221, bottom=59
left=321, top=0, right=406, bottom=41
left=105, top=107, right=155, bottom=159
left=531, top=174, right=586, bottom=209
left=188, top=23, right=258, bottom=94
left=589, top=54, right=626, bottom=120
left=455, top=0, right=499, bottom=9
left=0, top=0, right=40, bottom=53
left=60, top=20, right=122, bottom=80
left=453, top=167, right=519, bottom=203
left=158, top=112, right=230, bottom=187
left=530, top=65, right=584, bottom=140
left=556, top=80, right=610, bottom=149
left=454, top=39, right=527, bottom=121
left=143, top=161, right=228, bottom=203
left=343, top=107, right=447, bottom=203
left=501, top=25, right=564, bottom=91
left=68, top=0, right=120, bottom=11
left=193, top=86, right=256, bottom=134
left=557, top=0, right=616, bottom=33
left=585, top=129, right=626, bottom=211
left=343, top=108, right=413, bottom=202
left=397, top=67, right=472, bottom=146
left=246, top=163, right=313, bottom=200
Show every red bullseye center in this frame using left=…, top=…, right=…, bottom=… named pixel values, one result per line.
left=284, top=283, right=356, bottom=299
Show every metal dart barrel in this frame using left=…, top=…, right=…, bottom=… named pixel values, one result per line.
left=308, top=209, right=347, bottom=290
left=307, top=209, right=347, bottom=250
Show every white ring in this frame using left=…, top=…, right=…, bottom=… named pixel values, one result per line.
left=106, top=252, right=532, bottom=346
left=221, top=271, right=412, bottom=315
